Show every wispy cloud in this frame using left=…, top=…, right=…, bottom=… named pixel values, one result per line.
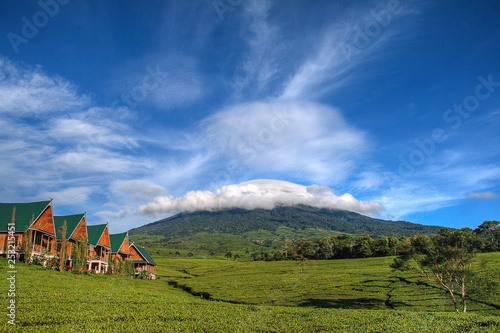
left=0, top=57, right=150, bottom=206
left=33, top=187, right=93, bottom=206
left=373, top=159, right=500, bottom=220
left=108, top=55, right=205, bottom=111
left=138, top=179, right=383, bottom=217
left=232, top=0, right=283, bottom=99
left=377, top=184, right=458, bottom=219
left=47, top=117, right=138, bottom=149
left=467, top=192, right=499, bottom=200
left=279, top=2, right=417, bottom=101
left=202, top=100, right=366, bottom=184
left=110, top=179, right=166, bottom=201
left=0, top=56, right=89, bottom=114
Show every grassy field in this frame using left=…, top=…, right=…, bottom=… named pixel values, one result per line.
left=1, top=254, right=499, bottom=332
left=157, top=253, right=500, bottom=313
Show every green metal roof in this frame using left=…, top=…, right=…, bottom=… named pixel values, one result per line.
left=54, top=214, right=85, bottom=241
left=109, top=232, right=128, bottom=253
left=0, top=201, right=51, bottom=232
left=131, top=243, right=157, bottom=266
left=87, top=224, right=107, bottom=246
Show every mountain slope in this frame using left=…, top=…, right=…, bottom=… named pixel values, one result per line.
left=130, top=205, right=442, bottom=239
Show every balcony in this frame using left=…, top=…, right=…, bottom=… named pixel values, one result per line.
left=90, top=255, right=108, bottom=263
left=33, top=243, right=50, bottom=254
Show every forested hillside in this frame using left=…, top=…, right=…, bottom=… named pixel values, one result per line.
left=130, top=205, right=442, bottom=239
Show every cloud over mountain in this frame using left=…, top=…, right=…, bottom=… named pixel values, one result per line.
left=138, top=179, right=383, bottom=217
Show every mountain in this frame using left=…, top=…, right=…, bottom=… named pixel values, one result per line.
left=129, top=205, right=442, bottom=239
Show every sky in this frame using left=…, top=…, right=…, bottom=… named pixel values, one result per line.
left=0, top=0, right=499, bottom=233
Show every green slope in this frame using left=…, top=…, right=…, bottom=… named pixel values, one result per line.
left=157, top=253, right=500, bottom=314
left=128, top=205, right=443, bottom=256
left=2, top=257, right=499, bottom=332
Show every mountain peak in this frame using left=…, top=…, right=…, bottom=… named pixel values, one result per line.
left=130, top=205, right=441, bottom=239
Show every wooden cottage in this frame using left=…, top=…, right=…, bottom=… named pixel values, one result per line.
left=0, top=200, right=55, bottom=260
left=87, top=223, right=110, bottom=273
left=128, top=243, right=157, bottom=279
left=109, top=232, right=130, bottom=272
left=51, top=213, right=87, bottom=266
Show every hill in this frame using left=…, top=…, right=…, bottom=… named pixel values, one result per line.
left=129, top=205, right=442, bottom=254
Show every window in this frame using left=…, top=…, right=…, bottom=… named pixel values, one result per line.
left=34, top=232, right=42, bottom=246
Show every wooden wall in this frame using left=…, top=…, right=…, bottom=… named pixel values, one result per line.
left=31, top=205, right=55, bottom=236
left=128, top=245, right=142, bottom=261
left=71, top=216, right=87, bottom=241
left=97, top=226, right=110, bottom=248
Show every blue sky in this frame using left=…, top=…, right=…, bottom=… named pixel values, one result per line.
left=0, top=0, right=499, bottom=232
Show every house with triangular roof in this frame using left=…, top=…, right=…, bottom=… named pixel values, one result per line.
left=87, top=223, right=110, bottom=273
left=110, top=232, right=130, bottom=261
left=128, top=242, right=157, bottom=279
left=51, top=213, right=87, bottom=266
left=0, top=200, right=55, bottom=259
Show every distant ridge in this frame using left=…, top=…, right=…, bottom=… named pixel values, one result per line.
left=129, top=205, right=442, bottom=239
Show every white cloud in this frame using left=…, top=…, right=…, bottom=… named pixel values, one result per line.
left=202, top=100, right=366, bottom=184
left=467, top=192, right=499, bottom=200
left=0, top=57, right=152, bottom=205
left=138, top=179, right=383, bottom=217
left=110, top=179, right=166, bottom=201
left=0, top=56, right=89, bottom=114
left=33, top=187, right=93, bottom=206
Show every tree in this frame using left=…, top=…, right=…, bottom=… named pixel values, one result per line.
left=233, top=254, right=240, bottom=261
left=71, top=235, right=88, bottom=271
left=21, top=213, right=34, bottom=263
left=317, top=237, right=334, bottom=259
left=225, top=251, right=232, bottom=260
left=387, top=236, right=399, bottom=255
left=353, top=235, right=373, bottom=258
left=474, top=220, right=500, bottom=251
left=58, top=220, right=67, bottom=272
left=391, top=229, right=487, bottom=313
left=335, top=235, right=354, bottom=258
left=373, top=237, right=390, bottom=257
left=296, top=256, right=308, bottom=273
left=294, top=241, right=316, bottom=259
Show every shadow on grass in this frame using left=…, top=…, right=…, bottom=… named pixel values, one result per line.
left=299, top=298, right=383, bottom=309
left=299, top=298, right=409, bottom=310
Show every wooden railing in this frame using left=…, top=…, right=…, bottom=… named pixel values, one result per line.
left=135, top=266, right=154, bottom=274
left=91, top=255, right=108, bottom=262
left=33, top=243, right=48, bottom=253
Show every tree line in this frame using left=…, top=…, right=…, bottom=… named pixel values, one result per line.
left=248, top=221, right=500, bottom=313
left=250, top=221, right=500, bottom=261
left=391, top=221, right=500, bottom=313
